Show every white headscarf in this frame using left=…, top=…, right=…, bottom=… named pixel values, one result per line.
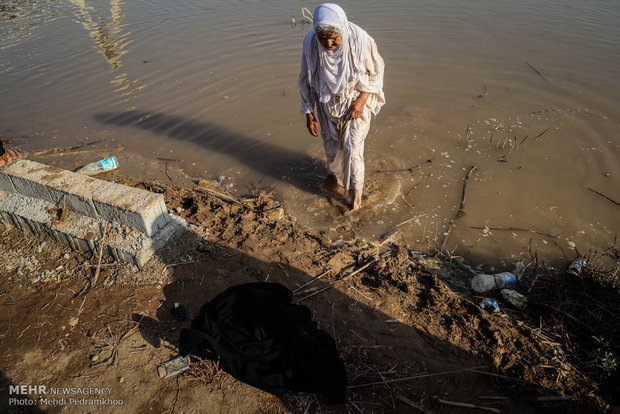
left=303, top=3, right=367, bottom=105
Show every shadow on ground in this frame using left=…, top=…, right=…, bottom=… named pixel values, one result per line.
left=129, top=218, right=600, bottom=413
left=95, top=111, right=326, bottom=196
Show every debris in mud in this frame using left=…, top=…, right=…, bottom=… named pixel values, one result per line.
left=0, top=173, right=618, bottom=413
left=158, top=356, right=191, bottom=379
left=501, top=289, right=527, bottom=310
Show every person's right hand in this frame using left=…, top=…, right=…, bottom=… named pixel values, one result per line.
left=306, top=113, right=319, bottom=136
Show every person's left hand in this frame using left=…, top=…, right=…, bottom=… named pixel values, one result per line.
left=348, top=92, right=370, bottom=120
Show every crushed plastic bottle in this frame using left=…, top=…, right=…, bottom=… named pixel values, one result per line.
left=471, top=272, right=516, bottom=293
left=479, top=298, right=499, bottom=312
left=75, top=156, right=118, bottom=176
left=567, top=257, right=586, bottom=276
left=157, top=355, right=190, bottom=378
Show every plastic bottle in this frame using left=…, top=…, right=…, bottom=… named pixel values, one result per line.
left=471, top=272, right=516, bottom=293
left=157, top=355, right=190, bottom=378
left=567, top=257, right=586, bottom=276
left=479, top=298, right=499, bottom=312
left=75, top=156, right=118, bottom=176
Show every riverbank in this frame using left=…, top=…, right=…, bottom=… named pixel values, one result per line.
left=1, top=159, right=618, bottom=413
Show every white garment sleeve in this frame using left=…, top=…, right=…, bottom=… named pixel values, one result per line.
left=298, top=52, right=315, bottom=115
left=355, top=35, right=384, bottom=95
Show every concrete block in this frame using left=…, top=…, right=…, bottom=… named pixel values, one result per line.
left=0, top=160, right=170, bottom=236
left=91, top=185, right=170, bottom=237
left=0, top=172, right=15, bottom=193
left=1, top=161, right=64, bottom=204
left=0, top=189, right=186, bottom=268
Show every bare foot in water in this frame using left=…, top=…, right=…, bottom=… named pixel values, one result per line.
left=343, top=189, right=353, bottom=207
left=352, top=189, right=363, bottom=210
left=0, top=148, right=26, bottom=168
left=343, top=189, right=362, bottom=210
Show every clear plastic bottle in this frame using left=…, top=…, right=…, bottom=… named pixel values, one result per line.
left=75, top=156, right=118, bottom=176
left=471, top=272, right=516, bottom=293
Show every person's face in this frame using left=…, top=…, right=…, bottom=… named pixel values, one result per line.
left=316, top=30, right=342, bottom=51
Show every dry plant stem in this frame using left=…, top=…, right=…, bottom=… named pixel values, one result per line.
left=167, top=261, right=199, bottom=267
left=470, top=226, right=559, bottom=239
left=375, top=158, right=433, bottom=174
left=537, top=396, right=571, bottom=401
left=348, top=366, right=486, bottom=389
left=162, top=376, right=181, bottom=414
left=441, top=165, right=477, bottom=250
left=30, top=140, right=103, bottom=157
left=524, top=60, right=550, bottom=84
left=466, top=369, right=529, bottom=384
left=195, top=186, right=253, bottom=210
left=400, top=193, right=414, bottom=209
left=588, top=188, right=620, bottom=207
left=346, top=218, right=359, bottom=237
left=498, top=137, right=517, bottom=161
left=465, top=123, right=472, bottom=149
left=395, top=394, right=434, bottom=414
left=296, top=254, right=388, bottom=303
left=165, top=162, right=173, bottom=182
left=91, top=224, right=109, bottom=288
left=434, top=396, right=501, bottom=413
left=293, top=269, right=331, bottom=293
left=534, top=128, right=550, bottom=141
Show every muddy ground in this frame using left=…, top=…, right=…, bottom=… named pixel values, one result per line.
left=0, top=162, right=618, bottom=414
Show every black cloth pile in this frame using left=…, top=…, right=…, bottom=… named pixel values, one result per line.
left=179, top=283, right=346, bottom=403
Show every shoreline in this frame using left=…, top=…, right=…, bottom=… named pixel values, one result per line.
left=19, top=144, right=610, bottom=272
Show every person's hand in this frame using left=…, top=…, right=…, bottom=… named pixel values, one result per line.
left=306, top=113, right=319, bottom=136
left=348, top=92, right=370, bottom=120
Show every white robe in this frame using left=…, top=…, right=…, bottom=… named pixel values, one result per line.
left=298, top=8, right=385, bottom=192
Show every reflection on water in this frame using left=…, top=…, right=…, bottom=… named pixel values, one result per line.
left=0, top=0, right=63, bottom=50
left=68, top=0, right=142, bottom=101
left=0, top=0, right=618, bottom=268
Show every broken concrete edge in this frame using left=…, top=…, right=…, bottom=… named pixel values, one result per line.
left=0, top=160, right=170, bottom=237
left=0, top=190, right=186, bottom=269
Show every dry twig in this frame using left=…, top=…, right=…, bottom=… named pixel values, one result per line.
left=91, top=223, right=109, bottom=289
left=30, top=140, right=104, bottom=157
left=524, top=61, right=550, bottom=84
left=348, top=366, right=486, bottom=389
left=441, top=165, right=477, bottom=250
left=588, top=188, right=620, bottom=207
left=434, top=396, right=501, bottom=413
left=296, top=253, right=389, bottom=303
left=395, top=394, right=434, bottom=414
left=375, top=158, right=433, bottom=175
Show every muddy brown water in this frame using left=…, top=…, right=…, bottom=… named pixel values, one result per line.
left=1, top=0, right=619, bottom=268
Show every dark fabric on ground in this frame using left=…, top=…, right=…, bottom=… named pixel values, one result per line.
left=0, top=140, right=4, bottom=156
left=179, top=282, right=347, bottom=403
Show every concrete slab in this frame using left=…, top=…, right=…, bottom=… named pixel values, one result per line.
left=0, top=190, right=186, bottom=268
left=0, top=160, right=170, bottom=236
